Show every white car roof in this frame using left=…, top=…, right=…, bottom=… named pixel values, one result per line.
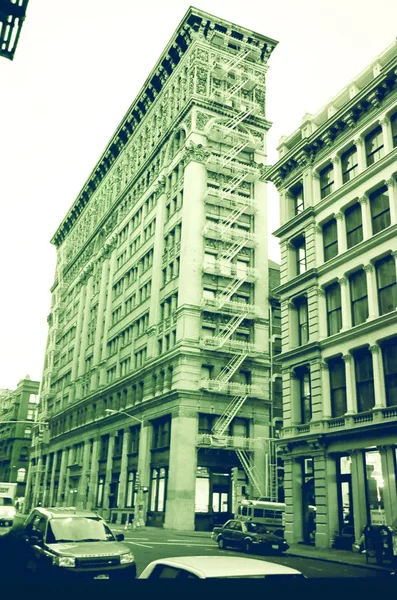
left=140, top=556, right=302, bottom=578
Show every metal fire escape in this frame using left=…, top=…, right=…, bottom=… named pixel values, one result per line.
left=199, top=37, right=277, bottom=501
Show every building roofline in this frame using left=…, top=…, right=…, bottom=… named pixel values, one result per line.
left=51, top=7, right=278, bottom=248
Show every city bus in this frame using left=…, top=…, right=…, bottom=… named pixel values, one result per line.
left=235, top=500, right=286, bottom=536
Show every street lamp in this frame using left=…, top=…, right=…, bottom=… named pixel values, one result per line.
left=104, top=408, right=144, bottom=425
left=104, top=408, right=146, bottom=528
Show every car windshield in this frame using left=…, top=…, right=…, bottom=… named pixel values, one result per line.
left=245, top=523, right=269, bottom=534
left=48, top=517, right=115, bottom=543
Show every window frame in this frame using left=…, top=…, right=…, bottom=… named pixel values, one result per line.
left=349, top=269, right=368, bottom=326
left=329, top=357, right=347, bottom=418
left=323, top=218, right=338, bottom=262
left=376, top=255, right=397, bottom=316
left=319, top=164, right=334, bottom=199
left=354, top=348, right=375, bottom=413
left=326, top=281, right=342, bottom=336
left=370, top=186, right=391, bottom=235
left=341, top=146, right=358, bottom=183
left=345, top=203, right=363, bottom=249
left=365, top=126, right=384, bottom=166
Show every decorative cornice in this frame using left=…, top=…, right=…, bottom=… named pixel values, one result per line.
left=51, top=9, right=278, bottom=248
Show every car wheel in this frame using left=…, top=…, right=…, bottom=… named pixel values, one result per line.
left=218, top=536, right=227, bottom=550
left=244, top=540, right=252, bottom=554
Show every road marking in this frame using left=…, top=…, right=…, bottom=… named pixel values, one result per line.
left=125, top=541, right=153, bottom=548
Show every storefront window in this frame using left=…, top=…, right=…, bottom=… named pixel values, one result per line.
left=338, top=456, right=353, bottom=531
left=150, top=467, right=167, bottom=512
left=195, top=467, right=209, bottom=512
left=126, top=471, right=135, bottom=507
left=364, top=450, right=385, bottom=524
left=96, top=476, right=105, bottom=508
left=302, top=458, right=316, bottom=544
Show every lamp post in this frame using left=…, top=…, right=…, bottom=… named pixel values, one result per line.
left=104, top=409, right=147, bottom=528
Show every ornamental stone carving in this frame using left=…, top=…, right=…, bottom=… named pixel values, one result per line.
left=196, top=111, right=212, bottom=131
left=184, top=142, right=211, bottom=165
left=386, top=178, right=396, bottom=188
left=364, top=263, right=374, bottom=273
left=369, top=344, right=380, bottom=355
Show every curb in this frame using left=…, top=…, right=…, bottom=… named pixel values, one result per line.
left=286, top=550, right=395, bottom=573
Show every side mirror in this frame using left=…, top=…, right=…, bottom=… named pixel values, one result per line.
left=115, top=533, right=125, bottom=542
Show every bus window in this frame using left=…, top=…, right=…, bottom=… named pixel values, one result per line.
left=253, top=508, right=264, bottom=519
left=241, top=506, right=248, bottom=517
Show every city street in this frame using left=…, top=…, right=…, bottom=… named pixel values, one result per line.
left=113, top=527, right=390, bottom=578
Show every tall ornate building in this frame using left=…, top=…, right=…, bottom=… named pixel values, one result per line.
left=26, top=8, right=279, bottom=531
left=0, top=377, right=39, bottom=503
left=267, top=40, right=397, bottom=548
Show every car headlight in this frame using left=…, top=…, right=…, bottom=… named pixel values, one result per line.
left=53, top=556, right=76, bottom=568
left=120, top=552, right=134, bottom=564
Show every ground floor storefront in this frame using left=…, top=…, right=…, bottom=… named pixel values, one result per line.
left=25, top=403, right=270, bottom=532
left=280, top=428, right=397, bottom=549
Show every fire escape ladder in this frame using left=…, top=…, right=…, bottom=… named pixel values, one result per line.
left=217, top=313, right=247, bottom=346
left=220, top=239, right=247, bottom=263
left=218, top=278, right=246, bottom=307
left=221, top=141, right=249, bottom=169
left=215, top=353, right=248, bottom=384
left=212, top=395, right=248, bottom=437
left=235, top=449, right=264, bottom=498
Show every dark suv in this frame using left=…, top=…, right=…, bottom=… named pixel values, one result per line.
left=22, top=507, right=136, bottom=581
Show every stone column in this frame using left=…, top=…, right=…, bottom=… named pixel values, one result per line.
left=65, top=447, right=74, bottom=505
left=48, top=452, right=58, bottom=507
left=137, top=423, right=151, bottom=525
left=331, top=155, right=342, bottom=190
left=77, top=440, right=91, bottom=509
left=147, top=178, right=166, bottom=357
left=303, top=168, right=314, bottom=208
left=100, top=246, right=117, bottom=385
left=87, top=438, right=100, bottom=509
left=41, top=455, right=51, bottom=507
left=380, top=115, right=393, bottom=154
left=290, top=370, right=301, bottom=425
left=315, top=225, right=323, bottom=266
left=70, top=287, right=86, bottom=397
left=370, top=344, right=387, bottom=409
left=56, top=448, right=68, bottom=506
left=103, top=435, right=115, bottom=517
left=354, top=137, right=366, bottom=173
left=317, top=288, right=327, bottom=340
left=312, top=172, right=321, bottom=204
left=379, top=447, right=397, bottom=527
left=351, top=451, right=368, bottom=545
left=252, top=421, right=270, bottom=498
left=314, top=453, right=338, bottom=548
left=335, top=212, right=346, bottom=254
left=359, top=195, right=371, bottom=239
left=93, top=258, right=109, bottom=368
left=364, top=263, right=378, bottom=321
left=78, top=276, right=94, bottom=378
left=339, top=277, right=351, bottom=332
left=164, top=412, right=198, bottom=531
left=386, top=177, right=397, bottom=225
left=117, top=428, right=131, bottom=515
left=320, top=362, right=332, bottom=419
left=286, top=458, right=303, bottom=544
left=343, top=354, right=357, bottom=415
left=32, top=456, right=43, bottom=507
left=177, top=141, right=208, bottom=344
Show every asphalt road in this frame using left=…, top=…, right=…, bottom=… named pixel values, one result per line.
left=115, top=527, right=389, bottom=578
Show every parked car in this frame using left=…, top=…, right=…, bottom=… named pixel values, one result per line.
left=21, top=507, right=136, bottom=581
left=212, top=519, right=289, bottom=554
left=139, top=556, right=305, bottom=579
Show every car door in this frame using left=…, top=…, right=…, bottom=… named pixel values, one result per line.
left=233, top=520, right=244, bottom=547
left=26, top=515, right=48, bottom=571
left=221, top=520, right=236, bottom=545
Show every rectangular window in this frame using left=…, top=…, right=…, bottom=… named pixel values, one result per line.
left=296, top=297, right=309, bottom=345
left=350, top=270, right=368, bottom=326
left=290, top=181, right=304, bottom=215
left=323, top=218, right=338, bottom=261
left=341, top=146, right=358, bottom=183
left=329, top=357, right=347, bottom=417
left=391, top=113, right=397, bottom=148
left=364, top=451, right=385, bottom=524
left=299, top=368, right=312, bottom=424
left=326, top=282, right=342, bottom=335
left=294, top=236, right=306, bottom=275
left=370, top=186, right=390, bottom=235
left=365, top=126, right=384, bottom=166
left=376, top=255, right=397, bottom=315
left=381, top=338, right=397, bottom=406
left=354, top=349, right=375, bottom=412
left=320, top=164, right=334, bottom=198
left=345, top=203, right=363, bottom=248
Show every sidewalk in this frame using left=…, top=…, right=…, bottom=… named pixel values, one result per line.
left=112, top=525, right=396, bottom=572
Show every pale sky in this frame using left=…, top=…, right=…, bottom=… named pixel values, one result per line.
left=0, top=0, right=396, bottom=389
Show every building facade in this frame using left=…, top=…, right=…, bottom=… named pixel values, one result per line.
left=0, top=377, right=39, bottom=505
left=26, top=8, right=279, bottom=531
left=267, top=41, right=397, bottom=548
